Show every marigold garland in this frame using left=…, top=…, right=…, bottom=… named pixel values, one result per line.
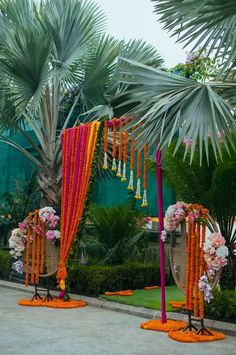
left=116, top=120, right=124, bottom=177
left=141, top=143, right=148, bottom=207
left=135, top=148, right=142, bottom=199
left=121, top=131, right=129, bottom=182
left=141, top=319, right=187, bottom=332
left=128, top=128, right=135, bottom=191
left=103, top=121, right=108, bottom=170
left=144, top=286, right=160, bottom=290
left=57, top=123, right=100, bottom=290
left=104, top=289, right=133, bottom=296
left=25, top=212, right=31, bottom=287
left=112, top=118, right=117, bottom=171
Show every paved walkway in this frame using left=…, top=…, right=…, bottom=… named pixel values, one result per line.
left=0, top=287, right=236, bottom=355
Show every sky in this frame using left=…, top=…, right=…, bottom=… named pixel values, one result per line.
left=95, top=0, right=189, bottom=68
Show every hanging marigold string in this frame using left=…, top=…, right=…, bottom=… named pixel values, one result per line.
left=103, top=121, right=108, bottom=170
left=116, top=120, right=124, bottom=178
left=31, top=211, right=38, bottom=284
left=57, top=122, right=100, bottom=290
left=194, top=221, right=201, bottom=317
left=141, top=143, right=149, bottom=207
left=40, top=221, right=45, bottom=274
left=35, top=214, right=41, bottom=284
left=199, top=208, right=208, bottom=319
left=111, top=118, right=117, bottom=171
left=127, top=127, right=135, bottom=191
left=25, top=212, right=32, bottom=287
left=121, top=131, right=129, bottom=182
left=135, top=146, right=142, bottom=200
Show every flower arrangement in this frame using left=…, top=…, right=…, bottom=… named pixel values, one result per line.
left=9, top=206, right=60, bottom=274
left=164, top=201, right=188, bottom=233
left=203, top=232, right=228, bottom=273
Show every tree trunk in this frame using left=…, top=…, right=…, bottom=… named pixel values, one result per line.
left=38, top=166, right=61, bottom=212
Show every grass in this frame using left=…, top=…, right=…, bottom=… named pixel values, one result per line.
left=100, top=285, right=185, bottom=311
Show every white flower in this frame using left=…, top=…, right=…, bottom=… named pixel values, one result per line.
left=54, top=230, right=61, bottom=239
left=161, top=230, right=167, bottom=242
left=203, top=239, right=212, bottom=253
left=215, top=245, right=229, bottom=258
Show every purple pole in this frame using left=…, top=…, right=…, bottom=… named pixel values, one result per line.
left=155, top=149, right=167, bottom=323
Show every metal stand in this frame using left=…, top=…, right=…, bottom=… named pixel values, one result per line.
left=31, top=284, right=43, bottom=301
left=196, top=319, right=213, bottom=335
left=182, top=310, right=198, bottom=332
left=44, top=279, right=53, bottom=302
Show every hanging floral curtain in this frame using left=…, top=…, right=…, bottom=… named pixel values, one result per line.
left=57, top=122, right=100, bottom=289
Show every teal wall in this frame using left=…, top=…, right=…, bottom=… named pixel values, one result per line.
left=92, top=171, right=174, bottom=216
left=0, top=131, right=174, bottom=216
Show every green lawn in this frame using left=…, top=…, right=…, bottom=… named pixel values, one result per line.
left=100, top=285, right=185, bottom=312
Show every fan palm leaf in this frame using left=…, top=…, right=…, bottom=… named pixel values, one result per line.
left=152, top=0, right=236, bottom=72
left=117, top=58, right=236, bottom=162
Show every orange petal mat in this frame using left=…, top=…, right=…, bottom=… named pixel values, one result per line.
left=169, top=301, right=186, bottom=309
left=168, top=329, right=225, bottom=343
left=144, top=286, right=160, bottom=290
left=104, top=290, right=133, bottom=296
left=140, top=319, right=187, bottom=332
left=18, top=298, right=87, bottom=308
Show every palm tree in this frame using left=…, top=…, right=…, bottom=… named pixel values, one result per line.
left=116, top=0, right=236, bottom=162
left=0, top=0, right=163, bottom=209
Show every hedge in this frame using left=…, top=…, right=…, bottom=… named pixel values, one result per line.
left=68, top=262, right=171, bottom=296
left=0, top=249, right=11, bottom=280
left=205, top=288, right=236, bottom=321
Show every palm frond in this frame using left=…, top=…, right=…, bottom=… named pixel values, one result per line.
left=42, top=0, right=106, bottom=70
left=152, top=0, right=236, bottom=71
left=117, top=58, right=236, bottom=162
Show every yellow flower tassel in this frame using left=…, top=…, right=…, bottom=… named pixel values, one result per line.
left=135, top=178, right=142, bottom=199
left=135, top=147, right=142, bottom=199
left=128, top=127, right=135, bottom=190
left=103, top=121, right=109, bottom=170
left=116, top=119, right=123, bottom=177
left=121, top=162, right=127, bottom=182
left=121, top=131, right=128, bottom=182
left=112, top=119, right=117, bottom=172
left=141, top=143, right=149, bottom=207
left=141, top=189, right=148, bottom=207
left=128, top=169, right=134, bottom=190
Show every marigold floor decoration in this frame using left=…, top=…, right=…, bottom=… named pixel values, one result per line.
left=169, top=301, right=186, bottom=309
left=104, top=290, right=133, bottom=296
left=18, top=298, right=87, bottom=308
left=144, top=286, right=160, bottom=290
left=140, top=319, right=187, bottom=332
left=168, top=329, right=225, bottom=343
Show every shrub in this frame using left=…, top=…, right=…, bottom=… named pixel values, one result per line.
left=0, top=249, right=11, bottom=280
left=69, top=262, right=171, bottom=296
left=205, top=288, right=236, bottom=321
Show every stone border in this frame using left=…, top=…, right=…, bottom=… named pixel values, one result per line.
left=0, top=280, right=235, bottom=336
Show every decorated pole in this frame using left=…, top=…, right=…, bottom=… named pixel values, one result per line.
left=155, top=149, right=167, bottom=323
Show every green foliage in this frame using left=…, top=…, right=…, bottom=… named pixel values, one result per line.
left=69, top=262, right=163, bottom=296
left=205, top=288, right=236, bottom=321
left=0, top=174, right=40, bottom=246
left=170, top=50, right=219, bottom=82
left=79, top=204, right=149, bottom=265
left=0, top=249, right=11, bottom=280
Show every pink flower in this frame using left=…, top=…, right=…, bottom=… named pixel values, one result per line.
left=34, top=225, right=42, bottom=235
left=46, top=230, right=55, bottom=240
left=209, top=247, right=216, bottom=255
left=211, top=234, right=225, bottom=248
left=18, top=222, right=26, bottom=232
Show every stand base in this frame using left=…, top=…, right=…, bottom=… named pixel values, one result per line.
left=168, top=329, right=225, bottom=342
left=18, top=298, right=87, bottom=308
left=140, top=319, right=187, bottom=332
